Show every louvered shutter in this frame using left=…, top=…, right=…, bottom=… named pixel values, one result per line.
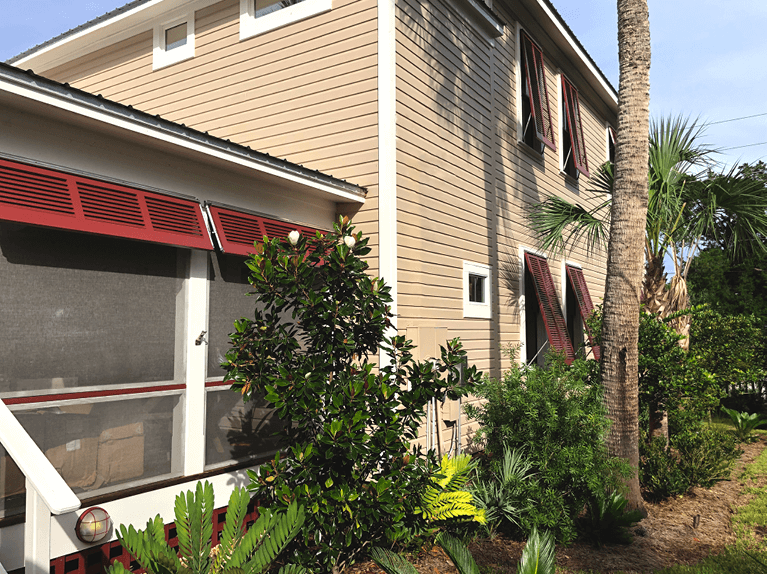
left=521, top=31, right=556, bottom=151
left=207, top=205, right=319, bottom=256
left=524, top=252, right=575, bottom=364
left=566, top=265, right=601, bottom=360
left=561, top=77, right=590, bottom=177
left=0, top=158, right=213, bottom=249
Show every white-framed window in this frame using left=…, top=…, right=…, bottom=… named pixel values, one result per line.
left=463, top=261, right=491, bottom=319
left=607, top=125, right=616, bottom=164
left=559, top=73, right=590, bottom=180
left=153, top=12, right=195, bottom=70
left=240, top=0, right=332, bottom=41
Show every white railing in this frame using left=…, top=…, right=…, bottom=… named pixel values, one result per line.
left=0, top=399, right=80, bottom=574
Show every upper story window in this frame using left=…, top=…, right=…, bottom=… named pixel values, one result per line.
left=519, top=30, right=556, bottom=154
left=153, top=12, right=195, bottom=70
left=240, top=0, right=332, bottom=41
left=607, top=126, right=616, bottom=164
left=560, top=76, right=590, bottom=179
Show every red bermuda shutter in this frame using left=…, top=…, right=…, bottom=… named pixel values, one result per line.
left=524, top=252, right=575, bottom=364
left=566, top=265, right=601, bottom=360
left=521, top=31, right=556, bottom=151
left=562, top=77, right=590, bottom=177
left=207, top=205, right=319, bottom=256
left=0, top=158, right=213, bottom=249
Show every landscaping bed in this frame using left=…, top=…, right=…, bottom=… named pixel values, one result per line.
left=347, top=436, right=767, bottom=574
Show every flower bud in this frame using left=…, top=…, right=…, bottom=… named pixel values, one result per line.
left=343, top=235, right=356, bottom=249
left=288, top=230, right=300, bottom=245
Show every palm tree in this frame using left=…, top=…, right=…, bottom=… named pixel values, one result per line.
left=596, top=0, right=651, bottom=515
left=530, top=117, right=767, bottom=339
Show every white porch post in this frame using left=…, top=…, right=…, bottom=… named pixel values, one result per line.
left=24, top=481, right=52, bottom=574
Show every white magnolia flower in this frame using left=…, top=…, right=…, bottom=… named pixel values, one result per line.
left=343, top=235, right=356, bottom=249
left=288, top=230, right=300, bottom=245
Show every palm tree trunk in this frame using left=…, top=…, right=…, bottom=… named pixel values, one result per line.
left=602, top=0, right=650, bottom=515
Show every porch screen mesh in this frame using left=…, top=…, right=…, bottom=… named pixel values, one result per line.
left=0, top=222, right=186, bottom=395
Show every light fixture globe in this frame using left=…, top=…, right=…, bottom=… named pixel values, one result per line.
left=75, top=507, right=112, bottom=543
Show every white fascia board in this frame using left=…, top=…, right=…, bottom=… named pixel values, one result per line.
left=533, top=0, right=617, bottom=108
left=0, top=77, right=364, bottom=204
left=13, top=0, right=219, bottom=71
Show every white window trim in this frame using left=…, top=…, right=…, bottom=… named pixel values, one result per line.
left=153, top=11, right=195, bottom=71
left=240, top=0, right=333, bottom=41
left=519, top=246, right=548, bottom=364
left=463, top=261, right=492, bottom=319
left=515, top=24, right=524, bottom=145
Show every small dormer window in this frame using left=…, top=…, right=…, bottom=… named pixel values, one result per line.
left=240, top=0, right=332, bottom=40
left=153, top=13, right=195, bottom=70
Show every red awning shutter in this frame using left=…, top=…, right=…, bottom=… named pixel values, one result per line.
left=561, top=77, right=590, bottom=177
left=521, top=31, right=556, bottom=151
left=566, top=265, right=601, bottom=360
left=207, top=205, right=319, bottom=256
left=0, top=158, right=213, bottom=250
left=524, top=252, right=575, bottom=364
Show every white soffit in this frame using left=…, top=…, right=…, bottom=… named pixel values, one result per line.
left=12, top=0, right=219, bottom=72
left=0, top=71, right=365, bottom=204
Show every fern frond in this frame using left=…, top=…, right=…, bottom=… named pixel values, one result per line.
left=424, top=491, right=486, bottom=524
left=436, top=533, right=479, bottom=574
left=434, top=454, right=476, bottom=491
left=370, top=547, right=418, bottom=574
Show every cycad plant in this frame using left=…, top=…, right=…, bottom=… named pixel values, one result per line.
left=470, top=447, right=535, bottom=536
left=370, top=532, right=478, bottom=574
left=581, top=490, right=644, bottom=546
left=106, top=481, right=306, bottom=574
left=421, top=454, right=486, bottom=526
left=517, top=528, right=556, bottom=574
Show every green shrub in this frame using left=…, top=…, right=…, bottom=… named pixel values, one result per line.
left=465, top=349, right=626, bottom=543
left=222, top=219, right=480, bottom=572
left=580, top=490, right=643, bottom=546
left=690, top=308, right=767, bottom=409
left=641, top=428, right=742, bottom=500
left=106, top=481, right=305, bottom=574
left=470, top=446, right=535, bottom=537
left=722, top=407, right=767, bottom=442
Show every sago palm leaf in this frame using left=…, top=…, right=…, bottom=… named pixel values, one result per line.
left=175, top=481, right=214, bottom=574
left=370, top=547, right=419, bottom=574
left=115, top=518, right=180, bottom=574
left=436, top=533, right=480, bottom=574
left=518, top=528, right=555, bottom=574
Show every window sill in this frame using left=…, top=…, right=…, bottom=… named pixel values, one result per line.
left=517, top=140, right=546, bottom=166
left=240, top=0, right=332, bottom=41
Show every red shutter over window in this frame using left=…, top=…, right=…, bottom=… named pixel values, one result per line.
left=561, top=77, right=590, bottom=177
left=207, top=205, right=319, bottom=256
left=524, top=253, right=575, bottom=364
left=0, top=158, right=213, bottom=250
left=566, top=265, right=601, bottom=360
left=521, top=31, right=556, bottom=151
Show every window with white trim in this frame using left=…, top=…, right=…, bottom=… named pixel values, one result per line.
left=463, top=261, right=491, bottom=319
left=240, top=0, right=332, bottom=40
left=519, top=29, right=556, bottom=154
left=153, top=13, right=195, bottom=70
left=607, top=126, right=616, bottom=164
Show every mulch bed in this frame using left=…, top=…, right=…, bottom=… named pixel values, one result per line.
left=346, top=436, right=767, bottom=574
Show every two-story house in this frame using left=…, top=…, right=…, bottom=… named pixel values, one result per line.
left=1, top=0, right=617, bottom=567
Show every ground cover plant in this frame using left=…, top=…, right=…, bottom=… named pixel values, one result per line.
left=222, top=219, right=481, bottom=573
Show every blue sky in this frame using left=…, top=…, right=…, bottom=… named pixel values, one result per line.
left=2, top=0, right=766, bottom=171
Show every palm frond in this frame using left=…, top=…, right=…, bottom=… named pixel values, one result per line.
left=527, top=196, right=609, bottom=257
left=436, top=533, right=480, bottom=574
